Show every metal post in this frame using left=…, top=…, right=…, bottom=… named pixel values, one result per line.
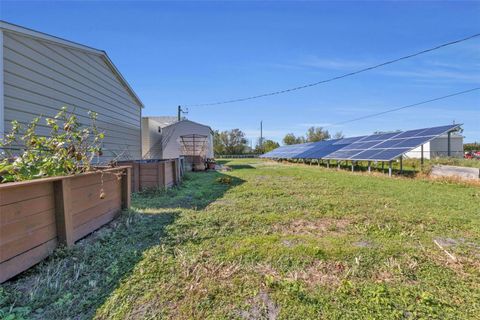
left=421, top=144, right=424, bottom=167
left=388, top=161, right=392, bottom=177
left=447, top=131, right=451, bottom=157
left=351, top=161, right=354, bottom=172
left=337, top=161, right=340, bottom=169
left=327, top=160, right=330, bottom=168
left=318, top=159, right=320, bottom=166
left=382, top=161, right=385, bottom=173
left=368, top=161, right=371, bottom=173
left=400, top=156, right=403, bottom=173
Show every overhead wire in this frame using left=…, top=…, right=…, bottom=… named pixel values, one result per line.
left=330, top=87, right=480, bottom=126
left=184, top=33, right=480, bottom=107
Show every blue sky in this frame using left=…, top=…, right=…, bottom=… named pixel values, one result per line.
left=1, top=1, right=479, bottom=144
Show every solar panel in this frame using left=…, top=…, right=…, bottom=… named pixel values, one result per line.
left=262, top=124, right=461, bottom=162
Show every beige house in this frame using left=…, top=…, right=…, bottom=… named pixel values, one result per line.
left=0, top=21, right=143, bottom=161
left=142, top=116, right=214, bottom=162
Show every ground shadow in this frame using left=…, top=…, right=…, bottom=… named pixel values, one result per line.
left=1, top=210, right=179, bottom=319
left=216, top=159, right=256, bottom=170
left=1, top=170, right=244, bottom=319
left=133, top=169, right=245, bottom=210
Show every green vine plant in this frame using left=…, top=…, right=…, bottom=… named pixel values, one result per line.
left=0, top=107, right=105, bottom=183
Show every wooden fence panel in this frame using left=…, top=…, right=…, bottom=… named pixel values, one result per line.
left=120, top=159, right=182, bottom=192
left=0, top=167, right=130, bottom=283
left=0, top=180, right=57, bottom=282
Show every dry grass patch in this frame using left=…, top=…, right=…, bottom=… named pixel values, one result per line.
left=273, top=218, right=351, bottom=237
left=255, top=260, right=347, bottom=289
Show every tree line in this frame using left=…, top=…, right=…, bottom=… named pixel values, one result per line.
left=213, top=126, right=343, bottom=156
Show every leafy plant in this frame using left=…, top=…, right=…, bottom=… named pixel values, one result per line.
left=0, top=107, right=105, bottom=183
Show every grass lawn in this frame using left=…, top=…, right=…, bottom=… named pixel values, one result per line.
left=2, top=159, right=480, bottom=319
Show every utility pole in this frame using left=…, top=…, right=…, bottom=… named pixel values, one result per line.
left=177, top=105, right=188, bottom=121
left=260, top=120, right=263, bottom=152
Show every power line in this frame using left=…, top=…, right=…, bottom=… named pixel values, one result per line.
left=330, top=87, right=480, bottom=126
left=185, top=33, right=480, bottom=107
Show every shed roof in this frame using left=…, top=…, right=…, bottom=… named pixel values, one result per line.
left=144, top=117, right=213, bottom=132
left=0, top=20, right=144, bottom=108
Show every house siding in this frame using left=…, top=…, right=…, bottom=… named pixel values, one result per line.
left=2, top=31, right=141, bottom=161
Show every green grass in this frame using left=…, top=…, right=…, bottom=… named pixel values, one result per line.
left=2, top=159, right=480, bottom=319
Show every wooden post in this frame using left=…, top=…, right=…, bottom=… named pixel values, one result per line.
left=163, top=162, right=168, bottom=189
left=54, top=179, right=74, bottom=247
left=121, top=167, right=131, bottom=209
left=173, top=159, right=178, bottom=184
left=133, top=162, right=140, bottom=193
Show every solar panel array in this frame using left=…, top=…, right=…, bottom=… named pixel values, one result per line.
left=261, top=124, right=460, bottom=162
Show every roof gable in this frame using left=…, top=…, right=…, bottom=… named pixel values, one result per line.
left=0, top=20, right=144, bottom=108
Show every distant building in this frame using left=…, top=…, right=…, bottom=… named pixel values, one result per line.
left=0, top=21, right=143, bottom=161
left=405, top=134, right=463, bottom=159
left=142, top=116, right=214, bottom=167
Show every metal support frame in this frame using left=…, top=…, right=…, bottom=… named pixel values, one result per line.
left=351, top=161, right=354, bottom=172
left=447, top=131, right=451, bottom=157
left=421, top=144, right=424, bottom=167
left=388, top=161, right=392, bottom=177
left=399, top=156, right=403, bottom=174
left=368, top=161, right=371, bottom=173
left=337, top=161, right=341, bottom=169
left=327, top=160, right=330, bottom=168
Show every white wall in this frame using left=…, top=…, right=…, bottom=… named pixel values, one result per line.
left=142, top=119, right=214, bottom=159
left=405, top=135, right=463, bottom=159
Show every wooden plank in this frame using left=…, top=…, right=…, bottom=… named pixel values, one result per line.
left=1, top=194, right=55, bottom=224
left=133, top=163, right=140, bottom=193
left=138, top=175, right=158, bottom=183
left=139, top=162, right=160, bottom=170
left=122, top=167, right=131, bottom=209
left=70, top=180, right=121, bottom=216
left=72, top=196, right=121, bottom=230
left=0, top=181, right=53, bottom=206
left=0, top=209, right=55, bottom=245
left=73, top=208, right=119, bottom=241
left=140, top=181, right=159, bottom=189
left=54, top=179, right=74, bottom=247
left=0, top=238, right=57, bottom=283
left=162, top=162, right=167, bottom=189
left=0, top=223, right=57, bottom=262
left=139, top=168, right=158, bottom=176
left=69, top=172, right=117, bottom=190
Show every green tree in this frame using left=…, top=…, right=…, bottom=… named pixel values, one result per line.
left=333, top=131, right=345, bottom=139
left=213, top=129, right=248, bottom=155
left=306, top=126, right=330, bottom=142
left=255, top=139, right=280, bottom=154
left=464, top=142, right=479, bottom=152
left=283, top=133, right=305, bottom=145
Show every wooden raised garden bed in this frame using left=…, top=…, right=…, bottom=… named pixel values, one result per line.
left=0, top=166, right=131, bottom=283
left=119, top=159, right=181, bottom=192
